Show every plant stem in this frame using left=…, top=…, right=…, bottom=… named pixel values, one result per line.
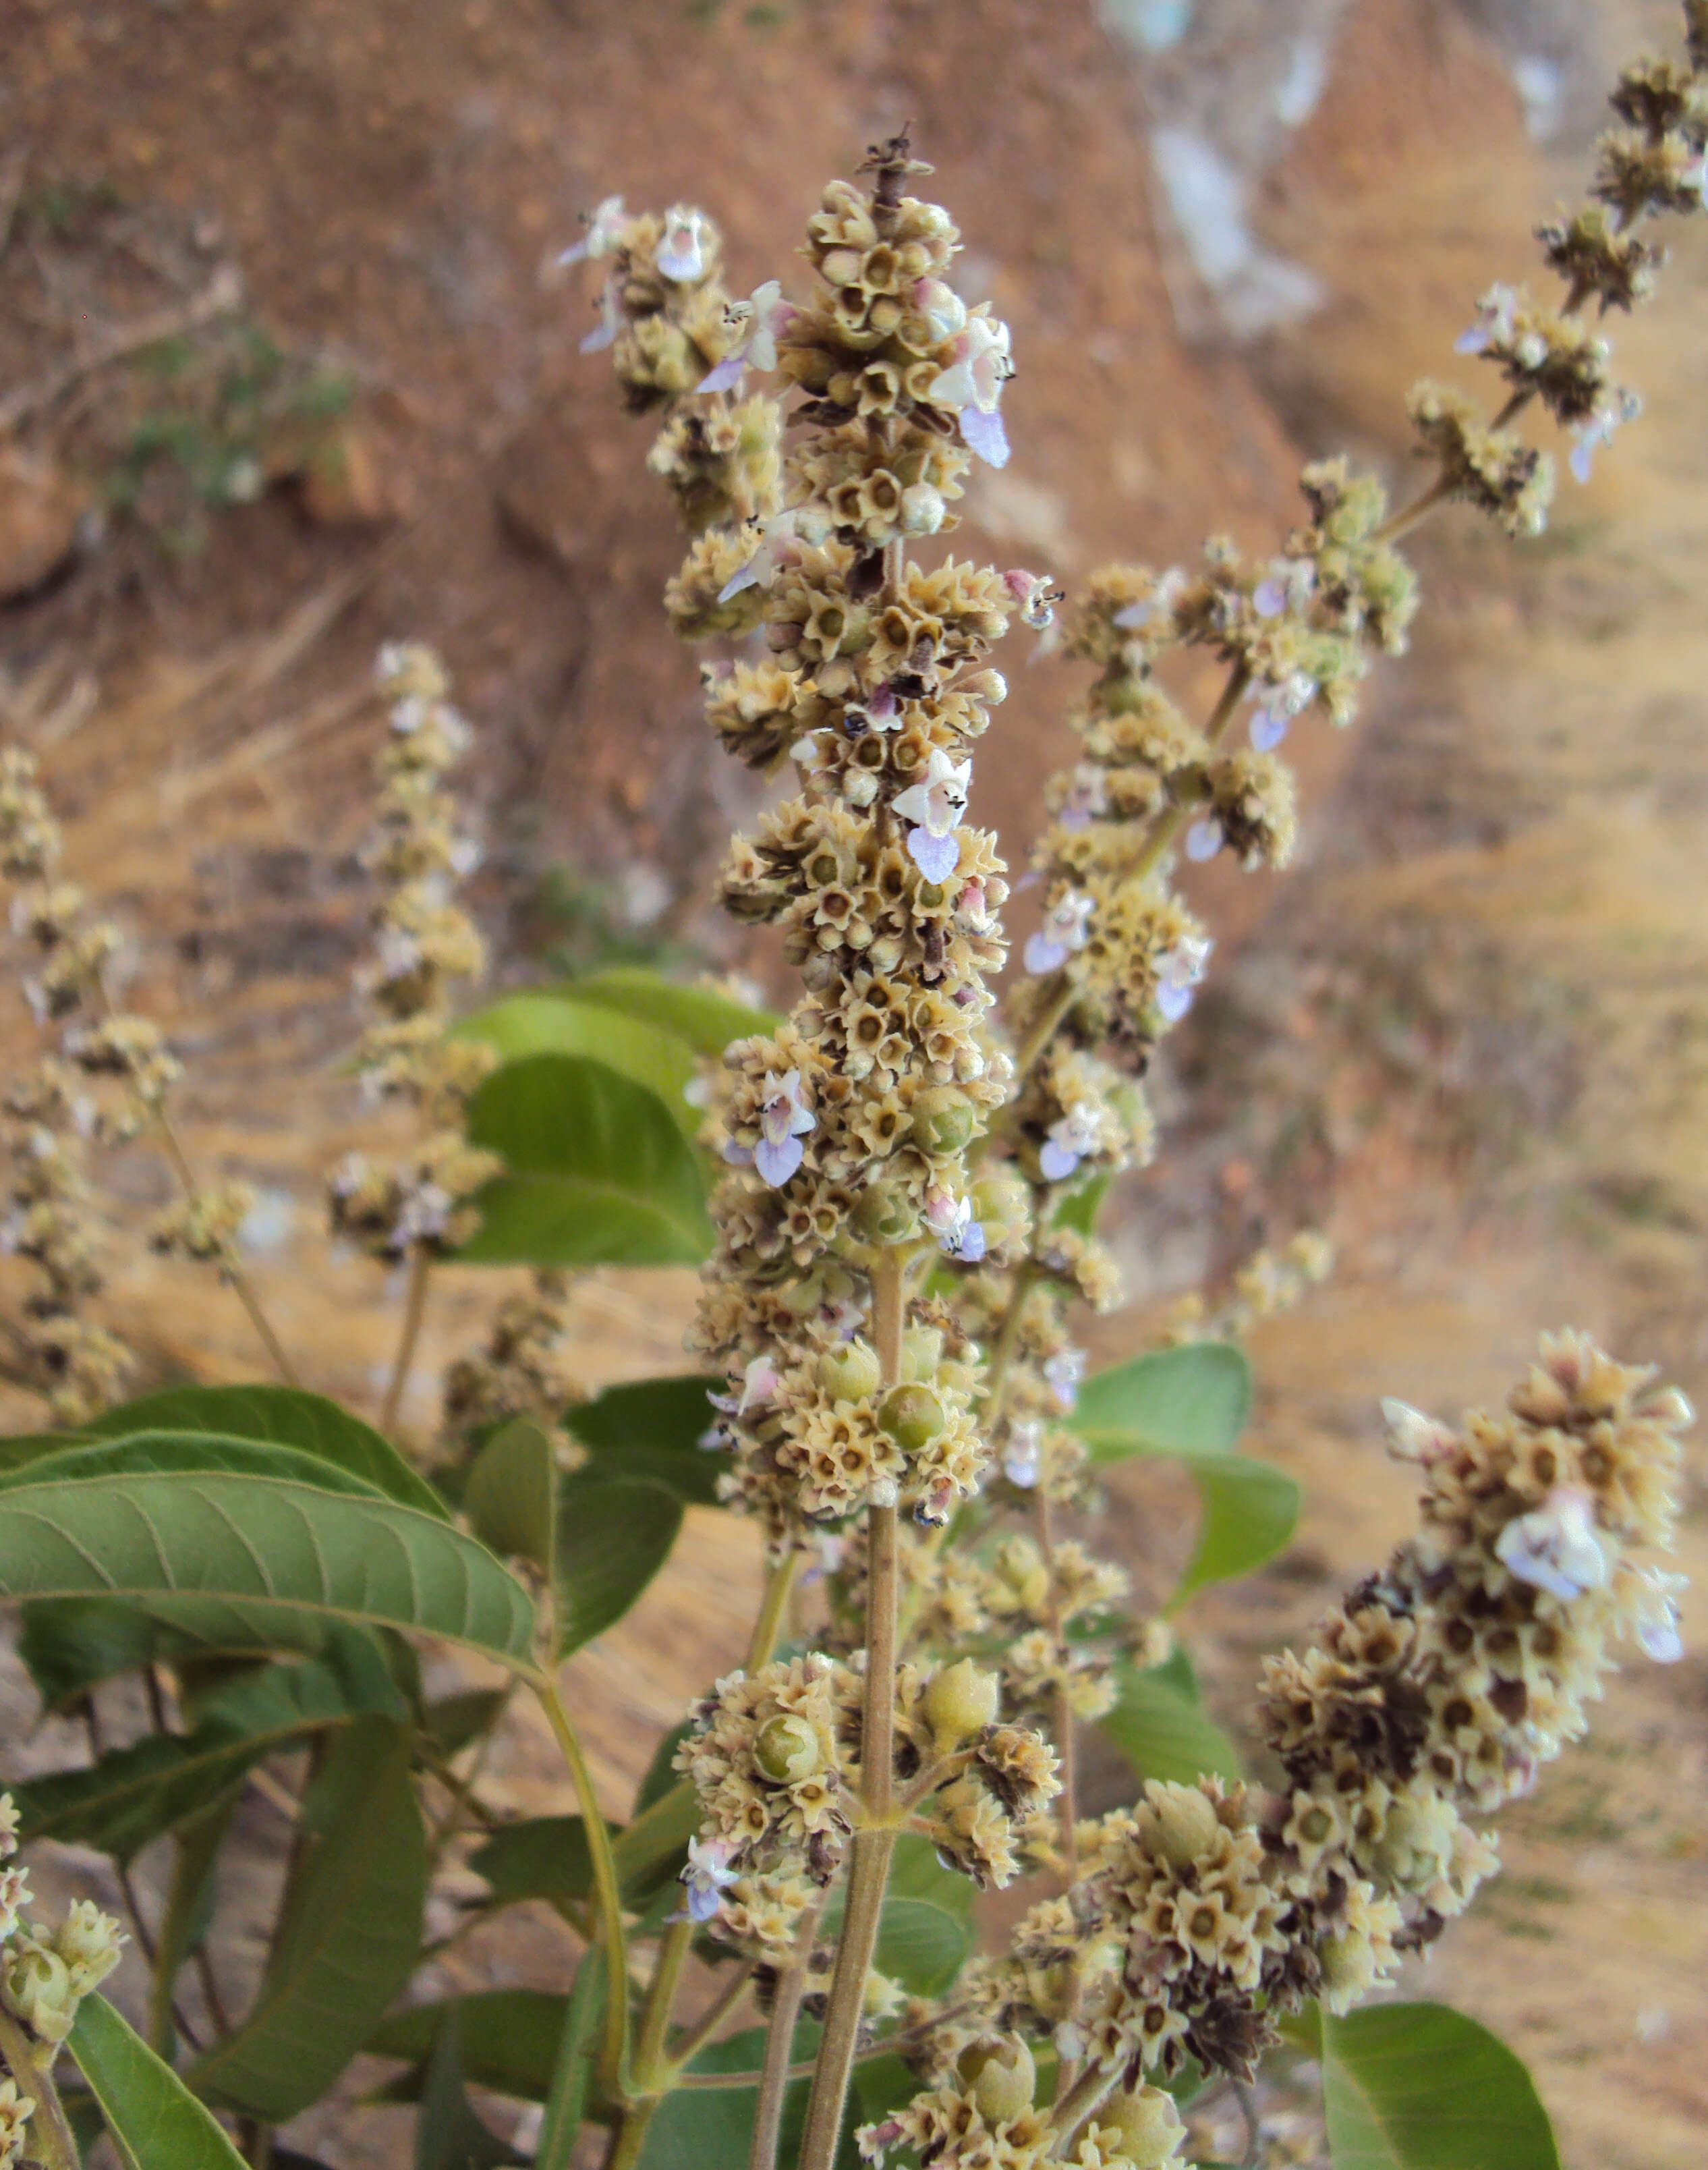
left=665, top=1957, right=756, bottom=2074
left=797, top=1248, right=908, bottom=2170
left=1046, top=2058, right=1120, bottom=2154
left=980, top=1257, right=1040, bottom=1426
left=380, top=1240, right=431, bottom=1437
left=0, top=2009, right=77, bottom=2170
left=746, top=1545, right=804, bottom=1671
left=749, top=1929, right=814, bottom=2170
left=532, top=1674, right=631, bottom=2104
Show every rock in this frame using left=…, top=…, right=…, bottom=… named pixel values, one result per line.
left=0, top=447, right=88, bottom=600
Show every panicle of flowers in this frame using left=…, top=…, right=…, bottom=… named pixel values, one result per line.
left=327, top=644, right=500, bottom=1264
left=440, top=1269, right=584, bottom=1446
left=1160, top=1229, right=1335, bottom=1346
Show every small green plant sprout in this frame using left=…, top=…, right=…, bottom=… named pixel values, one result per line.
left=0, top=10, right=1699, bottom=2170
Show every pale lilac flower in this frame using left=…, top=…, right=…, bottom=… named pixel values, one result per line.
left=1249, top=709, right=1290, bottom=753
left=1185, top=817, right=1223, bottom=862
left=1112, top=567, right=1185, bottom=632
left=1630, top=1565, right=1687, bottom=1663
left=697, top=279, right=795, bottom=392
left=1055, top=763, right=1107, bottom=832
left=892, top=749, right=972, bottom=883
left=1002, top=568, right=1059, bottom=630
left=1495, top=1485, right=1610, bottom=1603
left=1043, top=1347, right=1085, bottom=1412
left=926, top=1186, right=986, bottom=1262
left=716, top=506, right=814, bottom=604
left=927, top=314, right=1013, bottom=468
left=1040, top=1101, right=1102, bottom=1182
left=754, top=1068, right=814, bottom=1187
left=956, top=877, right=992, bottom=929
left=681, top=1837, right=739, bottom=1922
left=556, top=194, right=629, bottom=267
left=1024, top=889, right=1093, bottom=974
left=656, top=204, right=710, bottom=283
left=737, top=1354, right=780, bottom=1416
left=1455, top=281, right=1520, bottom=356
left=1251, top=557, right=1316, bottom=619
left=579, top=279, right=623, bottom=354
left=913, top=276, right=967, bottom=343
left=1003, top=1420, right=1042, bottom=1489
left=1570, top=387, right=1641, bottom=484
left=1155, top=932, right=1212, bottom=1022
left=1379, top=1397, right=1456, bottom=1466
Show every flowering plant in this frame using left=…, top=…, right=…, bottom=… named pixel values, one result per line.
left=0, top=11, right=1702, bottom=2169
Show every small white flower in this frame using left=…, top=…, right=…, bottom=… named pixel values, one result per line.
left=926, top=1186, right=986, bottom=1262
left=1494, top=1485, right=1610, bottom=1603
left=1570, top=387, right=1641, bottom=484
left=1040, top=1101, right=1102, bottom=1182
left=716, top=505, right=815, bottom=604
left=656, top=204, right=710, bottom=283
left=1042, top=1348, right=1085, bottom=1412
left=1003, top=1420, right=1042, bottom=1488
left=1056, top=762, right=1108, bottom=833
left=1002, top=568, right=1060, bottom=630
left=1024, top=889, right=1093, bottom=975
left=1154, top=932, right=1212, bottom=1022
left=1185, top=816, right=1223, bottom=862
left=927, top=314, right=1013, bottom=468
left=738, top=1354, right=780, bottom=1416
left=1629, top=1565, right=1687, bottom=1663
left=579, top=277, right=624, bottom=354
left=754, top=1068, right=815, bottom=1187
left=681, top=1837, right=739, bottom=1922
left=892, top=749, right=972, bottom=883
left=1250, top=709, right=1290, bottom=752
left=1112, top=567, right=1185, bottom=633
left=698, top=279, right=795, bottom=392
left=1251, top=557, right=1316, bottom=619
left=557, top=194, right=628, bottom=267
left=1379, top=1397, right=1456, bottom=1466
left=1454, top=281, right=1520, bottom=356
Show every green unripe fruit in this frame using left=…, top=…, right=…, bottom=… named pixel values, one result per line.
left=957, top=2036, right=1035, bottom=2124
left=1100, top=2084, right=1188, bottom=2169
left=909, top=1086, right=978, bottom=1159
left=878, top=1383, right=946, bottom=1452
left=753, top=1715, right=824, bottom=1785
left=854, top=1182, right=921, bottom=1246
left=923, top=1657, right=1000, bottom=1746
left=1135, top=1781, right=1222, bottom=1871
left=818, top=1339, right=882, bottom=1403
left=970, top=1171, right=1030, bottom=1250
left=901, top=1325, right=945, bottom=1383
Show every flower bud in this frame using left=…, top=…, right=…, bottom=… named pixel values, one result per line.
left=855, top=1181, right=921, bottom=1246
left=818, top=1339, right=882, bottom=1403
left=878, top=1383, right=946, bottom=1452
left=4, top=1938, right=76, bottom=2046
left=924, top=1658, right=1000, bottom=1747
left=959, top=667, right=1008, bottom=706
left=957, top=2036, right=1035, bottom=2123
left=901, top=1325, right=945, bottom=1382
left=1135, top=1781, right=1221, bottom=1870
left=753, top=1715, right=824, bottom=1785
left=970, top=1171, right=1030, bottom=1252
left=1100, top=2084, right=1189, bottom=2169
left=899, top=482, right=946, bottom=536
left=909, top=1086, right=977, bottom=1159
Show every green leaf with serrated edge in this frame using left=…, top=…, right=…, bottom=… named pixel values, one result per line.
left=469, top=1815, right=598, bottom=1908
left=423, top=1687, right=510, bottom=1759
left=1052, top=1171, right=1109, bottom=1235
left=460, top=1053, right=712, bottom=1269
left=366, top=1989, right=571, bottom=2103
left=553, top=1475, right=682, bottom=1659
left=1100, top=1661, right=1243, bottom=1786
left=563, top=966, right=777, bottom=1058
left=613, top=1777, right=699, bottom=1898
left=1070, top=1343, right=1253, bottom=1464
left=455, top=992, right=702, bottom=1138
left=148, top=1790, right=241, bottom=2055
left=1320, top=2002, right=1560, bottom=2170
left=0, top=1466, right=536, bottom=1663
left=67, top=1993, right=248, bottom=2170
left=1172, top=1454, right=1301, bottom=1609
left=567, top=1375, right=726, bottom=1505
left=14, top=1646, right=404, bottom=1859
left=536, top=1948, right=606, bottom=2170
left=0, top=1430, right=391, bottom=1501
left=416, top=2012, right=527, bottom=2169
left=82, top=1384, right=449, bottom=1518
left=465, top=1418, right=557, bottom=1571
left=188, top=1717, right=427, bottom=2121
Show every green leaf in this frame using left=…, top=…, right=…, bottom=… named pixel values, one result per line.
left=567, top=1376, right=725, bottom=1505
left=455, top=992, right=702, bottom=1137
left=1070, top=1344, right=1253, bottom=1464
left=641, top=2023, right=816, bottom=2170
left=18, top=1596, right=163, bottom=1711
left=536, top=1949, right=606, bottom=2170
left=886, top=1832, right=976, bottom=1922
left=554, top=1476, right=683, bottom=1659
left=820, top=1837, right=973, bottom=1995
left=635, top=1721, right=693, bottom=1816
left=460, top=1053, right=712, bottom=1269
left=82, top=1385, right=449, bottom=1519
left=13, top=1645, right=405, bottom=1860
left=465, top=1418, right=557, bottom=1571
left=0, top=1465, right=536, bottom=1663
left=366, top=1990, right=570, bottom=2103
left=149, top=1791, right=242, bottom=2055
left=563, top=966, right=776, bottom=1058
left=0, top=1430, right=391, bottom=1502
left=416, top=2013, right=527, bottom=2169
left=423, top=1688, right=511, bottom=1759
left=1052, top=1171, right=1109, bottom=1236
left=1100, top=1661, right=1243, bottom=1786
left=468, top=1816, right=596, bottom=1908
left=189, top=1717, right=428, bottom=2121
left=1319, top=2003, right=1560, bottom=2170
left=613, top=1777, right=699, bottom=1899
left=1172, top=1454, right=1301, bottom=1609
left=69, top=1995, right=248, bottom=2168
